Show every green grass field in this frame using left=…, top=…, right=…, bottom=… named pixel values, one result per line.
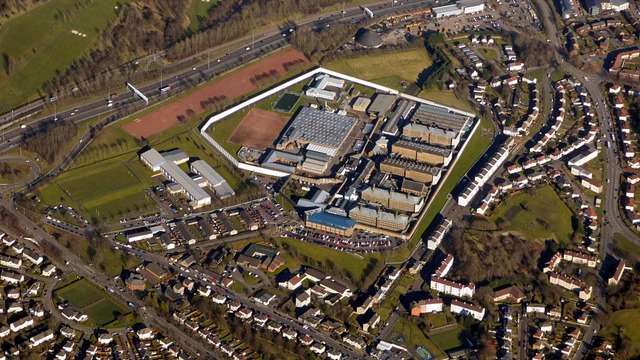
left=56, top=278, right=134, bottom=327
left=326, top=49, right=433, bottom=91
left=419, top=87, right=474, bottom=112
left=478, top=48, right=498, bottom=60
left=491, top=185, right=573, bottom=244
left=56, top=278, right=104, bottom=308
left=613, top=233, right=640, bottom=260
left=40, top=160, right=155, bottom=221
left=83, top=298, right=132, bottom=326
left=411, top=116, right=494, bottom=243
left=0, top=0, right=126, bottom=112
left=603, top=309, right=640, bottom=343
left=187, top=0, right=218, bottom=31
left=392, top=317, right=446, bottom=359
left=430, top=326, right=464, bottom=351
left=276, top=237, right=383, bottom=287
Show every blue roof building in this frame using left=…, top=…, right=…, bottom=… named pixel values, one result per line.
left=306, top=211, right=356, bottom=236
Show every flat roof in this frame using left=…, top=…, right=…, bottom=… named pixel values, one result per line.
left=141, top=148, right=165, bottom=168
left=280, top=107, right=357, bottom=149
left=307, top=211, right=356, bottom=230
left=162, top=161, right=210, bottom=203
left=190, top=160, right=235, bottom=198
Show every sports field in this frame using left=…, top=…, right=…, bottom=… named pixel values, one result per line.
left=228, top=108, right=290, bottom=150
left=40, top=160, right=155, bottom=221
left=273, top=93, right=301, bottom=113
left=491, top=185, right=573, bottom=244
left=0, top=0, right=126, bottom=113
left=430, top=326, right=464, bottom=351
left=56, top=278, right=134, bottom=327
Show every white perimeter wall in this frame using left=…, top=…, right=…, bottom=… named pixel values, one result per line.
left=200, top=67, right=474, bottom=178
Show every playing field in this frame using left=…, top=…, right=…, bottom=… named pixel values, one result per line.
left=326, top=49, right=432, bottom=89
left=0, top=0, right=126, bottom=113
left=227, top=108, right=290, bottom=150
left=491, top=185, right=573, bottom=244
left=41, top=160, right=155, bottom=221
left=56, top=278, right=133, bottom=327
left=56, top=278, right=104, bottom=308
left=273, top=93, right=301, bottom=113
left=430, top=326, right=464, bottom=351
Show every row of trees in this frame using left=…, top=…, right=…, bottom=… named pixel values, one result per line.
left=0, top=0, right=47, bottom=23
left=21, top=120, right=77, bottom=163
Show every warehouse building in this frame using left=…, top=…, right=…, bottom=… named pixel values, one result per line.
left=367, top=93, right=397, bottom=118
left=361, top=186, right=424, bottom=213
left=140, top=148, right=211, bottom=208
left=349, top=206, right=410, bottom=232
left=305, top=211, right=356, bottom=236
left=391, top=138, right=453, bottom=166
left=379, top=157, right=442, bottom=184
left=301, top=150, right=333, bottom=174
left=459, top=0, right=485, bottom=14
left=276, top=107, right=357, bottom=157
left=190, top=160, right=235, bottom=199
left=433, top=4, right=463, bottom=18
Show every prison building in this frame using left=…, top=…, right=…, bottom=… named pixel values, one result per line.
left=301, top=150, right=332, bottom=174
left=410, top=103, right=471, bottom=131
left=276, top=107, right=357, bottom=157
left=379, top=157, right=442, bottom=184
left=348, top=206, right=410, bottom=232
left=382, top=99, right=416, bottom=136
left=305, top=211, right=356, bottom=236
left=190, top=160, right=235, bottom=199
left=401, top=178, right=430, bottom=197
left=261, top=149, right=303, bottom=173
left=391, top=138, right=453, bottom=166
left=361, top=187, right=424, bottom=213
left=402, top=122, right=460, bottom=147
left=367, top=93, right=397, bottom=118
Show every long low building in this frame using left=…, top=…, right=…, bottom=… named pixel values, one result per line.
left=305, top=211, right=356, bottom=236
left=361, top=186, right=424, bottom=213
left=190, top=160, right=235, bottom=199
left=379, top=157, right=442, bottom=184
left=140, top=148, right=211, bottom=208
left=391, top=138, right=453, bottom=166
left=427, top=218, right=453, bottom=250
left=348, top=206, right=410, bottom=232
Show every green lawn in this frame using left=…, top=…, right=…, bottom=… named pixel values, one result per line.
left=603, top=309, right=640, bottom=343
left=430, top=326, right=465, bottom=351
left=326, top=49, right=433, bottom=91
left=207, top=110, right=245, bottom=157
left=411, top=116, right=494, bottom=244
left=491, top=185, right=574, bottom=244
left=392, top=317, right=446, bottom=359
left=0, top=0, right=126, bottom=112
left=613, top=233, right=640, bottom=260
left=40, top=160, right=156, bottom=221
left=83, top=298, right=132, bottom=326
left=478, top=48, right=498, bottom=60
left=56, top=278, right=104, bottom=308
left=419, top=87, right=473, bottom=112
left=276, top=237, right=383, bottom=287
left=187, top=0, right=218, bottom=31
left=56, top=278, right=134, bottom=327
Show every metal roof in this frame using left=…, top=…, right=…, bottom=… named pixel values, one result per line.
left=307, top=212, right=356, bottom=230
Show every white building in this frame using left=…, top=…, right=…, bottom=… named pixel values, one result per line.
left=451, top=299, right=485, bottom=321
left=459, top=0, right=485, bottom=14
left=430, top=276, right=475, bottom=297
left=427, top=218, right=453, bottom=250
left=30, top=329, right=54, bottom=347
